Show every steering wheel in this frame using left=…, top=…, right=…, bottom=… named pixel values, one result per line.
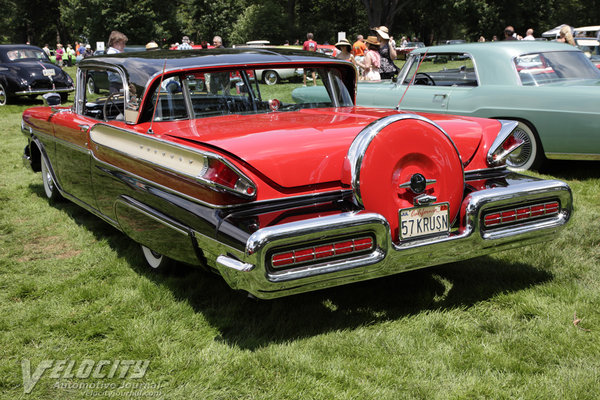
left=415, top=72, right=436, bottom=86
left=103, top=92, right=122, bottom=122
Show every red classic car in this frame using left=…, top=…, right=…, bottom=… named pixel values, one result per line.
left=21, top=48, right=572, bottom=299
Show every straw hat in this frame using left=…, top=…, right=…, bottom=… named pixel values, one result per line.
left=335, top=38, right=352, bottom=50
left=374, top=26, right=390, bottom=40
left=145, top=41, right=159, bottom=50
left=365, top=36, right=380, bottom=46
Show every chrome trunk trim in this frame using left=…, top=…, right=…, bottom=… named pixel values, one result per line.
left=206, top=175, right=572, bottom=299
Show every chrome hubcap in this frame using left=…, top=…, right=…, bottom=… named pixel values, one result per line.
left=0, top=87, right=6, bottom=105
left=507, top=127, right=532, bottom=168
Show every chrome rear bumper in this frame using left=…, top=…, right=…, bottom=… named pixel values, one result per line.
left=206, top=178, right=572, bottom=299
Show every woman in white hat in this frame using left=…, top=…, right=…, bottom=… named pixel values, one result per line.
left=374, top=26, right=398, bottom=79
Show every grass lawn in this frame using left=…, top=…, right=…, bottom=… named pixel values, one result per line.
left=1, top=68, right=599, bottom=399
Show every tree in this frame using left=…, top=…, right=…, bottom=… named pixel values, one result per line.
left=361, top=0, right=409, bottom=30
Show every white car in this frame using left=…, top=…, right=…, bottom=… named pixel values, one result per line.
left=255, top=68, right=303, bottom=85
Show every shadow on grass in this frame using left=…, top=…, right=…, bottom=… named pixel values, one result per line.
left=30, top=182, right=554, bottom=351
left=540, top=159, right=600, bottom=181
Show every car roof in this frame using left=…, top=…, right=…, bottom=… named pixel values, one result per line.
left=408, top=41, right=585, bottom=86
left=413, top=40, right=579, bottom=57
left=80, top=47, right=348, bottom=93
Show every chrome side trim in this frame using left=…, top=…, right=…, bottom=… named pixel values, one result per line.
left=90, top=123, right=257, bottom=199
left=15, top=86, right=74, bottom=95
left=347, top=113, right=464, bottom=207
left=92, top=155, right=351, bottom=211
left=216, top=256, right=254, bottom=272
left=545, top=152, right=600, bottom=161
left=486, top=120, right=519, bottom=166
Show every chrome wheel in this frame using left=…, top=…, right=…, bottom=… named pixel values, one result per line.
left=0, top=83, right=7, bottom=106
left=263, top=70, right=279, bottom=85
left=86, top=77, right=96, bottom=95
left=41, top=155, right=61, bottom=200
left=505, top=122, right=541, bottom=171
left=141, top=245, right=174, bottom=271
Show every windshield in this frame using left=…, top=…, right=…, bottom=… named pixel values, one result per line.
left=143, top=66, right=354, bottom=122
left=514, top=51, right=600, bottom=85
left=5, top=48, right=49, bottom=62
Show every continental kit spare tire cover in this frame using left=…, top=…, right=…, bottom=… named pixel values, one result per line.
left=348, top=114, right=464, bottom=242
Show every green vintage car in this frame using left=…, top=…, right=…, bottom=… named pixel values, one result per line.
left=298, top=41, right=600, bottom=170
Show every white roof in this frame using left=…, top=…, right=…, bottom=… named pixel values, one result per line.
left=542, top=24, right=569, bottom=38
left=574, top=25, right=600, bottom=32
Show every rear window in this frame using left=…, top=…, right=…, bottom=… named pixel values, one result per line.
left=514, top=51, right=600, bottom=85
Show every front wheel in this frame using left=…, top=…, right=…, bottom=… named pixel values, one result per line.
left=505, top=121, right=543, bottom=171
left=41, top=155, right=61, bottom=201
left=0, top=83, right=8, bottom=106
left=262, top=70, right=280, bottom=85
left=141, top=246, right=174, bottom=272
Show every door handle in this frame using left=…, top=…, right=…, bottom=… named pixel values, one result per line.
left=432, top=94, right=448, bottom=104
left=78, top=124, right=90, bottom=132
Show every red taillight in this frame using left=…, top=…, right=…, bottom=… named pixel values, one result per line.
left=483, top=201, right=560, bottom=228
left=271, top=236, right=374, bottom=269
left=199, top=158, right=256, bottom=197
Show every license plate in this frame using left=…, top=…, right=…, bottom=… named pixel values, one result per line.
left=42, top=69, right=55, bottom=77
left=399, top=203, right=450, bottom=239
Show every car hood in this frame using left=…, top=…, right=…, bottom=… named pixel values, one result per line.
left=158, top=107, right=489, bottom=188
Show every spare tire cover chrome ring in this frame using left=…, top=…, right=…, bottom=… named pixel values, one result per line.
left=346, top=113, right=464, bottom=208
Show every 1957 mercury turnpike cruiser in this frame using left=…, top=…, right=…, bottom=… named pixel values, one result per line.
left=21, top=48, right=572, bottom=299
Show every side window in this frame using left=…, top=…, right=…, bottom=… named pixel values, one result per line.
left=81, top=68, right=126, bottom=121
left=404, top=54, right=478, bottom=87
left=186, top=70, right=255, bottom=118
left=148, top=76, right=187, bottom=121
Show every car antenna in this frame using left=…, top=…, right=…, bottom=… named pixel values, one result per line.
left=148, top=59, right=168, bottom=135
left=396, top=49, right=428, bottom=111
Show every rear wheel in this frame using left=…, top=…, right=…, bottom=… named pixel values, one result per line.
left=41, top=155, right=61, bottom=201
left=87, top=77, right=98, bottom=95
left=141, top=246, right=174, bottom=272
left=262, top=70, right=280, bottom=85
left=60, top=92, right=69, bottom=103
left=505, top=121, right=543, bottom=171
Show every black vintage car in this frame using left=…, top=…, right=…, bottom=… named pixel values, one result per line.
left=0, top=44, right=74, bottom=106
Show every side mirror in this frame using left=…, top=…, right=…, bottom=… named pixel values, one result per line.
left=42, top=93, right=61, bottom=107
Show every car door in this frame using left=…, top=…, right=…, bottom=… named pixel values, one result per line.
left=51, top=110, right=98, bottom=209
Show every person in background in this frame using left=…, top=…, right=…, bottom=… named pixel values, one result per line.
left=356, top=36, right=381, bottom=81
left=491, top=35, right=498, bottom=41
left=374, top=26, right=397, bottom=79
left=335, top=38, right=356, bottom=64
left=107, top=30, right=127, bottom=54
left=523, top=29, right=535, bottom=40
left=213, top=36, right=224, bottom=48
left=478, top=36, right=486, bottom=42
left=177, top=36, right=192, bottom=50
left=42, top=44, right=50, bottom=58
left=503, top=26, right=517, bottom=40
left=302, top=32, right=318, bottom=86
left=352, top=34, right=366, bottom=65
left=106, top=31, right=128, bottom=93
left=55, top=44, right=64, bottom=67
left=558, top=25, right=576, bottom=46
left=83, top=44, right=93, bottom=58
left=66, top=44, right=75, bottom=66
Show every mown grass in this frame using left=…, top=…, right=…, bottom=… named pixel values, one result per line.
left=1, top=72, right=599, bottom=399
